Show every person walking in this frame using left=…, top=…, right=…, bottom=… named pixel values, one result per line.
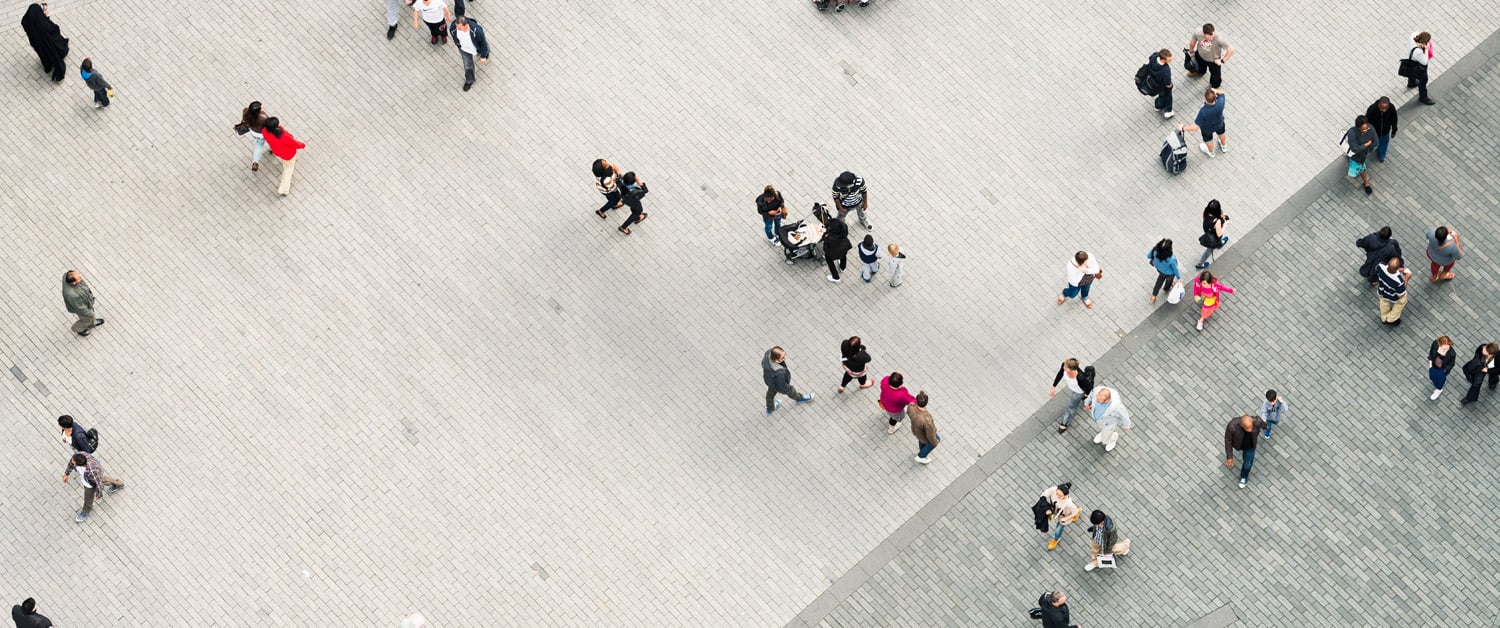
left=10, top=598, right=53, bottom=628
left=1192, top=270, right=1235, bottom=331
left=1086, top=386, right=1132, bottom=452
left=838, top=336, right=873, bottom=392
left=1425, top=226, right=1463, bottom=283
left=1035, top=591, right=1075, bottom=628
left=261, top=118, right=306, bottom=196
left=1224, top=414, right=1266, bottom=489
left=762, top=346, right=814, bottom=415
left=616, top=172, right=649, bottom=235
left=1148, top=49, right=1174, bottom=118
left=384, top=0, right=410, bottom=39
left=831, top=171, right=871, bottom=230
left=1039, top=483, right=1079, bottom=551
left=79, top=58, right=114, bottom=109
left=878, top=371, right=917, bottom=434
left=233, top=101, right=271, bottom=172
left=592, top=159, right=623, bottom=218
left=821, top=206, right=852, bottom=283
left=1049, top=358, right=1096, bottom=433
left=57, top=415, right=98, bottom=453
left=1342, top=115, right=1379, bottom=195
left=1365, top=97, right=1399, bottom=162
left=857, top=235, right=880, bottom=283
left=1355, top=226, right=1402, bottom=285
left=21, top=3, right=69, bottom=83
left=62, top=271, right=104, bottom=337
left=411, top=0, right=450, bottom=44
left=1185, top=23, right=1234, bottom=88
left=1376, top=257, right=1411, bottom=326
left=1057, top=251, right=1102, bottom=309
left=1259, top=390, right=1287, bottom=438
left=886, top=243, right=907, bottom=287
left=63, top=451, right=124, bottom=523
left=1428, top=336, right=1456, bottom=400
left=449, top=16, right=490, bottom=91
left=1179, top=87, right=1228, bottom=158
left=908, top=391, right=939, bottom=464
left=1147, top=238, right=1180, bottom=303
left=1083, top=510, right=1128, bottom=571
left=1194, top=200, right=1229, bottom=269
left=756, top=185, right=785, bottom=245
left=1460, top=342, right=1499, bottom=406
left=1405, top=32, right=1436, bottom=105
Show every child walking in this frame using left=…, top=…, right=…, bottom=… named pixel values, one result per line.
left=887, top=243, right=907, bottom=287
left=1192, top=271, right=1235, bottom=331
left=80, top=58, right=114, bottom=109
left=858, top=235, right=880, bottom=282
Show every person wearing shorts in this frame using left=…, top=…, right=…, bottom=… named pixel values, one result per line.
left=1179, top=87, right=1228, bottom=158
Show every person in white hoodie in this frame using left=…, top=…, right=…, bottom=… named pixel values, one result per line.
left=1058, top=251, right=1103, bottom=308
left=1085, top=386, right=1133, bottom=452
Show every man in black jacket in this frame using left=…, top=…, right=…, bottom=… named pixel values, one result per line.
left=57, top=415, right=98, bottom=453
left=448, top=17, right=490, bottom=92
left=11, top=598, right=53, bottom=628
left=1036, top=591, right=1076, bottom=628
left=1355, top=227, right=1401, bottom=285
left=1148, top=49, right=1174, bottom=118
left=1365, top=96, right=1398, bottom=162
left=1460, top=343, right=1499, bottom=406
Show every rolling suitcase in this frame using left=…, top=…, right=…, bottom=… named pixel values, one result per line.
left=1161, top=129, right=1188, bottom=175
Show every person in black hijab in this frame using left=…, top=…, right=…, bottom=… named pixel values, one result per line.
left=21, top=3, right=69, bottom=82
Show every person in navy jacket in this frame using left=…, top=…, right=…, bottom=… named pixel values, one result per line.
left=449, top=16, right=491, bottom=91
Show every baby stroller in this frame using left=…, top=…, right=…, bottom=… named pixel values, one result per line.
left=778, top=204, right=827, bottom=265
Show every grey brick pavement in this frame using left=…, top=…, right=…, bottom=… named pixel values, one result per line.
left=1, top=0, right=1498, bottom=625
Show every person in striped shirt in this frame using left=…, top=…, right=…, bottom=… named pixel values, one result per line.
left=831, top=171, right=871, bottom=230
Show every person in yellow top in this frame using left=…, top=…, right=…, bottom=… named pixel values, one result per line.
left=1041, top=483, right=1080, bottom=550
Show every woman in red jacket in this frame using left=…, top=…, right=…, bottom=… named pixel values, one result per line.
left=261, top=117, right=305, bottom=195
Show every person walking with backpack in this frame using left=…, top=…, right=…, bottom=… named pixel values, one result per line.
left=1425, top=225, right=1463, bottom=283
left=1194, top=200, right=1229, bottom=269
left=1356, top=226, right=1402, bottom=285
left=1376, top=256, right=1411, bottom=326
left=1185, top=23, right=1234, bottom=88
left=1459, top=342, right=1498, bottom=406
left=762, top=346, right=814, bottom=414
left=1365, top=97, right=1399, bottom=162
left=1179, top=87, right=1229, bottom=158
left=1224, top=414, right=1266, bottom=489
left=756, top=185, right=786, bottom=245
left=1404, top=32, right=1436, bottom=105
left=1057, top=251, right=1102, bottom=309
left=1147, top=238, right=1180, bottom=304
left=1192, top=270, right=1235, bottom=331
left=1039, top=483, right=1079, bottom=550
left=1343, top=115, right=1379, bottom=195
left=617, top=172, right=649, bottom=235
left=1049, top=358, right=1095, bottom=433
left=838, top=336, right=873, bottom=392
left=1428, top=336, right=1456, bottom=400
left=1145, top=49, right=1174, bottom=118
left=56, top=415, right=98, bottom=453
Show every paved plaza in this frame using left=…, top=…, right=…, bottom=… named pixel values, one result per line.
left=1, top=0, right=1498, bottom=625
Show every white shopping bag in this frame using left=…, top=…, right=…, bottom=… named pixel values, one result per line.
left=1167, top=282, right=1185, bottom=304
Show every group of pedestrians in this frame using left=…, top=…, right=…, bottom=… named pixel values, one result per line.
left=232, top=101, right=306, bottom=195
left=384, top=0, right=491, bottom=91
left=21, top=3, right=116, bottom=109
left=1353, top=224, right=1464, bottom=327
left=1425, top=335, right=1499, bottom=407
left=750, top=174, right=907, bottom=286
left=592, top=159, right=649, bottom=234
left=1031, top=482, right=1131, bottom=572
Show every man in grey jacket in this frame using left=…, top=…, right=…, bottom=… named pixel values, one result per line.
left=762, top=346, right=814, bottom=415
left=62, top=271, right=105, bottom=337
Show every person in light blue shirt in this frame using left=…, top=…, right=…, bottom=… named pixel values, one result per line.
left=1147, top=239, right=1181, bottom=304
left=1259, top=390, right=1287, bottom=438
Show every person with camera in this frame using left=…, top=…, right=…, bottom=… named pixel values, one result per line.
left=1194, top=200, right=1228, bottom=269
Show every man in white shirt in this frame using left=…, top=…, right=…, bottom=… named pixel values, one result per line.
left=448, top=16, right=491, bottom=92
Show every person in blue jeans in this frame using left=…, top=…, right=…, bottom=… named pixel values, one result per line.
left=1224, top=414, right=1266, bottom=489
left=1041, top=483, right=1079, bottom=550
left=1057, top=251, right=1101, bottom=308
left=1259, top=389, right=1287, bottom=438
left=1365, top=96, right=1398, bottom=162
left=755, top=185, right=785, bottom=245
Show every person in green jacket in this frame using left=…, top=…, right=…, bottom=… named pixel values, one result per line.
left=62, top=271, right=105, bottom=336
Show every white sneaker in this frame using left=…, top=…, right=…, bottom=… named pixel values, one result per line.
left=1431, top=389, right=1443, bottom=400
left=1092, top=432, right=1103, bottom=444
left=1199, top=143, right=1215, bottom=158
left=1104, top=440, right=1117, bottom=452
left=886, top=422, right=900, bottom=434
left=1217, top=141, right=1230, bottom=154
left=914, top=456, right=931, bottom=465
left=1238, top=479, right=1247, bottom=489
left=826, top=275, right=840, bottom=283
left=1163, top=111, right=1175, bottom=119
left=1084, top=561, right=1097, bottom=572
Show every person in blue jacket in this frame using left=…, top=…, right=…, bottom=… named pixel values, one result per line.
left=448, top=16, right=490, bottom=91
left=1147, top=238, right=1181, bottom=304
left=1148, top=49, right=1174, bottom=118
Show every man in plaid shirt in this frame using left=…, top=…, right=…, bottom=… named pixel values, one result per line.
left=63, top=451, right=125, bottom=523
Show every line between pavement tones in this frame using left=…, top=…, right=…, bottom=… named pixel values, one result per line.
left=785, top=25, right=1500, bottom=628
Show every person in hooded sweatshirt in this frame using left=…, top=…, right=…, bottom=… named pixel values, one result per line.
left=762, top=346, right=813, bottom=415
left=21, top=3, right=69, bottom=82
left=857, top=235, right=880, bottom=283
left=79, top=58, right=113, bottom=109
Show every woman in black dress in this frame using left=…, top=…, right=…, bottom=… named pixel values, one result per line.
left=21, top=3, right=69, bottom=82
left=839, top=337, right=873, bottom=393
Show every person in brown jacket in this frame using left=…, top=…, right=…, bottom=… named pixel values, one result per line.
left=1224, top=414, right=1265, bottom=489
left=908, top=391, right=939, bottom=464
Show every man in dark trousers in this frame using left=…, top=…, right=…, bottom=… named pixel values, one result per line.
left=1148, top=49, right=1174, bottom=118
left=1460, top=342, right=1499, bottom=406
left=1036, top=590, right=1077, bottom=628
left=617, top=172, right=649, bottom=235
left=11, top=598, right=54, bottom=628
left=1365, top=96, right=1398, bottom=162
left=1355, top=227, right=1401, bottom=285
left=448, top=16, right=490, bottom=92
left=62, top=270, right=105, bottom=337
left=1224, top=414, right=1266, bottom=489
left=57, top=415, right=98, bottom=453
left=63, top=451, right=125, bottom=523
left=762, top=346, right=813, bottom=415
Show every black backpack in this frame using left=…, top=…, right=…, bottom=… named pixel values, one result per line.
left=1134, top=63, right=1158, bottom=96
left=624, top=182, right=649, bottom=201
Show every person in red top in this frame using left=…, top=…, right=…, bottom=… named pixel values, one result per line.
left=261, top=117, right=305, bottom=195
left=878, top=371, right=917, bottom=434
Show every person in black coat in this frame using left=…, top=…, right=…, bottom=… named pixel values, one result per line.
left=839, top=336, right=873, bottom=392
left=1355, top=226, right=1402, bottom=285
left=21, top=3, right=68, bottom=82
left=1460, top=342, right=1499, bottom=406
left=818, top=204, right=852, bottom=283
left=1365, top=96, right=1398, bottom=162
left=11, top=598, right=54, bottom=628
left=1036, top=591, right=1076, bottom=628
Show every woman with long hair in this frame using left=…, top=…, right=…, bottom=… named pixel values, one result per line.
left=839, top=336, right=873, bottom=393
left=232, top=101, right=270, bottom=171
left=1428, top=336, right=1456, bottom=400
left=592, top=159, right=623, bottom=219
left=1195, top=200, right=1229, bottom=269
left=1147, top=238, right=1179, bottom=304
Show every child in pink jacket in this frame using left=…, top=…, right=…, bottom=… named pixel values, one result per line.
left=1192, top=271, right=1235, bottom=331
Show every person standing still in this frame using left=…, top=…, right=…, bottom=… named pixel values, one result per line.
left=1342, top=115, right=1378, bottom=195
left=1147, top=238, right=1180, bottom=303
left=908, top=391, right=939, bottom=464
left=1365, top=97, right=1399, bottom=162
left=1406, top=32, right=1436, bottom=105
left=233, top=101, right=271, bottom=172
left=1186, top=23, right=1234, bottom=88
left=63, top=451, right=124, bottom=523
left=1087, top=386, right=1133, bottom=452
left=878, top=372, right=917, bottom=434
left=1192, top=270, right=1235, bottom=332
left=1179, top=87, right=1228, bottom=158
left=1049, top=358, right=1096, bottom=433
left=857, top=235, right=880, bottom=283
left=762, top=347, right=814, bottom=414
left=449, top=17, right=490, bottom=91
left=20, top=3, right=69, bottom=83
left=1148, top=49, right=1174, bottom=118
left=1057, top=251, right=1102, bottom=309
left=1376, top=257, right=1411, bottom=326
left=886, top=243, right=907, bottom=287
left=79, top=58, right=114, bottom=109
left=385, top=0, right=411, bottom=39
left=62, top=271, right=104, bottom=337
left=1224, top=414, right=1266, bottom=489
left=1459, top=342, right=1498, bottom=406
left=1040, top=483, right=1079, bottom=550
left=261, top=117, right=306, bottom=196
left=838, top=336, right=873, bottom=392
left=1083, top=510, right=1128, bottom=571
left=616, top=172, right=649, bottom=235
left=831, top=171, right=871, bottom=230
left=11, top=598, right=53, bottom=628
left=1425, top=226, right=1462, bottom=282
left=1428, top=336, right=1456, bottom=400
left=1194, top=200, right=1229, bottom=269
left=821, top=206, right=852, bottom=283
left=1355, top=226, right=1402, bottom=285
left=412, top=0, right=450, bottom=44
left=756, top=185, right=785, bottom=245
left=1259, top=390, right=1286, bottom=438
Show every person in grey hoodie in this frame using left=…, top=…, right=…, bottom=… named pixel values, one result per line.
left=762, top=346, right=814, bottom=414
left=80, top=58, right=113, bottom=108
left=62, top=271, right=105, bottom=336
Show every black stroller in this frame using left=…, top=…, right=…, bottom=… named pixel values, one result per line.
left=778, top=203, right=828, bottom=265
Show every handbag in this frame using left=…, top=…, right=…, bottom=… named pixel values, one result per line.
left=1397, top=47, right=1426, bottom=79
left=1183, top=48, right=1201, bottom=73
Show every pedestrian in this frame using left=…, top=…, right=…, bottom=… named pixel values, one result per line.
left=1428, top=336, right=1456, bottom=400
left=1365, top=96, right=1399, bottom=162
left=384, top=0, right=410, bottom=39
left=838, top=336, right=873, bottom=393
left=1194, top=200, right=1229, bottom=269
left=1148, top=49, right=1174, bottom=118
left=57, top=415, right=98, bottom=453
left=1049, top=358, right=1096, bottom=433
left=1084, top=510, right=1129, bottom=571
left=820, top=206, right=852, bottom=283
left=1459, top=342, right=1499, bottom=406
left=592, top=159, right=623, bottom=218
left=79, top=58, right=114, bottom=109
left=857, top=235, right=880, bottom=283
left=616, top=172, right=649, bottom=235
left=448, top=16, right=490, bottom=92
left=1376, top=257, right=1411, bottom=326
left=261, top=117, right=306, bottom=196
left=232, top=101, right=271, bottom=172
left=1224, top=414, right=1266, bottom=489
left=1086, top=386, right=1132, bottom=452
left=886, top=243, right=907, bottom=287
left=1035, top=591, right=1075, bottom=628
left=62, top=451, right=124, bottom=523
left=1342, top=115, right=1378, bottom=195
left=1185, top=23, right=1234, bottom=88
left=1179, top=87, right=1228, bottom=158
left=1355, top=226, right=1402, bottom=285
left=907, top=391, right=939, bottom=464
left=1259, top=390, right=1287, bottom=438
left=10, top=598, right=53, bottom=628
left=878, top=371, right=917, bottom=434
left=756, top=185, right=786, bottom=245
left=1425, top=226, right=1463, bottom=283
left=21, top=3, right=68, bottom=83
left=1147, top=238, right=1180, bottom=304
left=411, top=0, right=450, bottom=45
left=761, top=346, right=814, bottom=415
left=1192, top=270, right=1236, bottom=331
left=1057, top=251, right=1102, bottom=309
left=1405, top=32, right=1436, bottom=105
left=61, top=271, right=104, bottom=337
left=831, top=171, right=871, bottom=230
left=1039, top=483, right=1079, bottom=550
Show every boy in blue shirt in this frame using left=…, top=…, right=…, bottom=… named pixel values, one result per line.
left=80, top=58, right=114, bottom=109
